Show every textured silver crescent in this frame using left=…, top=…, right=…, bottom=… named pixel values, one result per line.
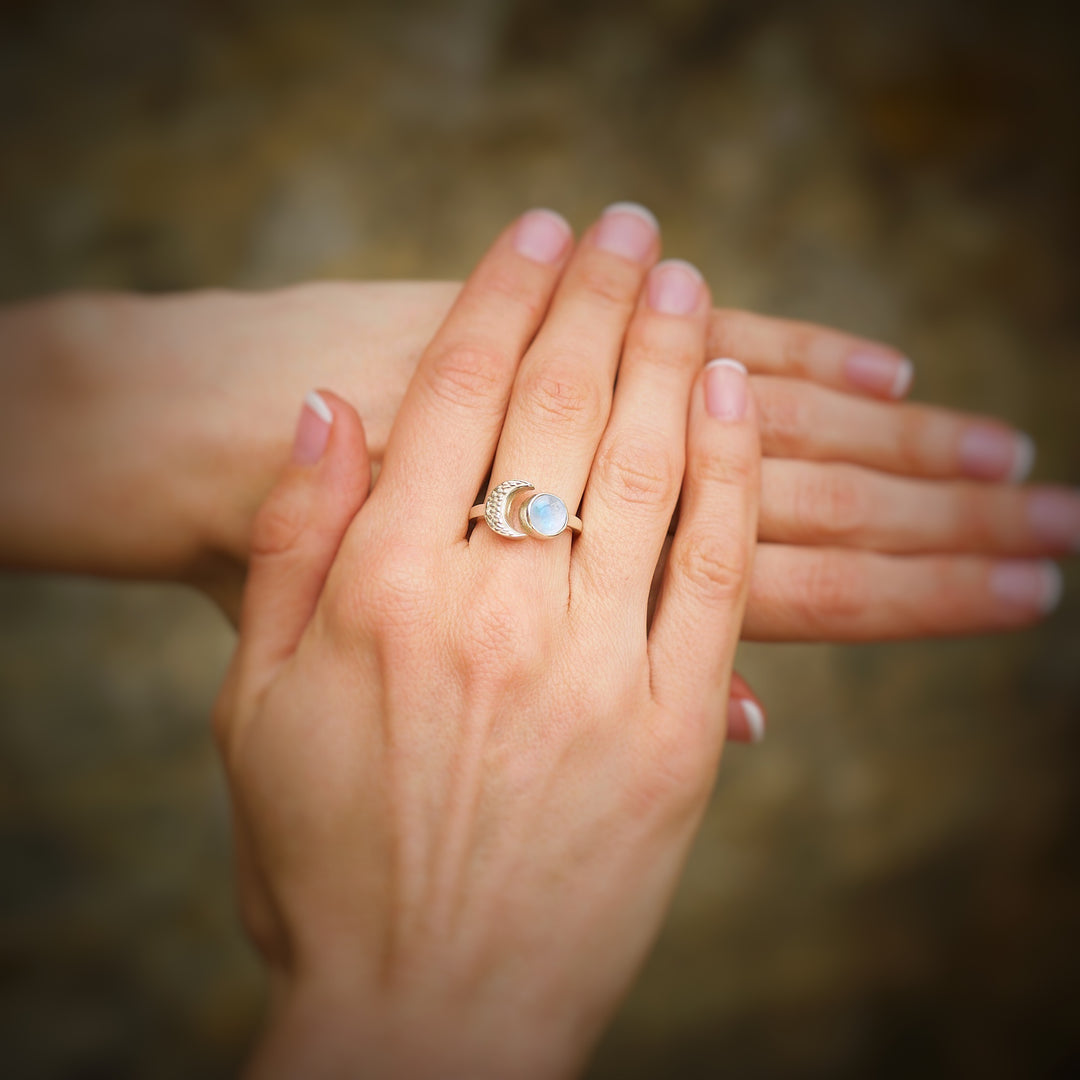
left=484, top=479, right=534, bottom=538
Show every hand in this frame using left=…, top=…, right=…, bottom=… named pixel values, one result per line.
left=2, top=212, right=1074, bottom=664
left=216, top=210, right=759, bottom=1076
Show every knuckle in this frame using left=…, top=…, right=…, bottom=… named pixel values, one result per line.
left=423, top=342, right=507, bottom=412
left=796, top=467, right=869, bottom=542
left=780, top=321, right=817, bottom=378
left=799, top=551, right=868, bottom=624
left=453, top=586, right=543, bottom=687
left=756, top=380, right=806, bottom=452
left=707, top=307, right=742, bottom=355
left=628, top=320, right=701, bottom=374
left=955, top=486, right=996, bottom=546
left=895, top=407, right=933, bottom=473
left=575, top=259, right=639, bottom=310
left=249, top=487, right=307, bottom=560
left=674, top=530, right=749, bottom=603
left=479, top=265, right=548, bottom=323
left=331, top=551, right=430, bottom=633
left=595, top=436, right=681, bottom=506
left=518, top=363, right=605, bottom=429
left=690, top=443, right=757, bottom=492
left=909, top=557, right=963, bottom=635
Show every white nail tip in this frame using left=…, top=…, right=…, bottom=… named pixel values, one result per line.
left=304, top=390, right=333, bottom=424
left=740, top=699, right=766, bottom=743
left=706, top=357, right=748, bottom=375
left=657, top=257, right=703, bottom=280
left=529, top=207, right=572, bottom=232
left=602, top=201, right=660, bottom=232
left=1010, top=433, right=1036, bottom=483
left=890, top=358, right=914, bottom=398
left=1042, top=562, right=1065, bottom=615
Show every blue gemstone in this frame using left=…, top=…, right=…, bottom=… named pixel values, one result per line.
left=526, top=493, right=569, bottom=537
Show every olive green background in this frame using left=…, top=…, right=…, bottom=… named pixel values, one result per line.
left=1, top=1, right=1078, bottom=1076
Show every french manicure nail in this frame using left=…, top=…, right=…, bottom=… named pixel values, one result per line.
left=595, top=201, right=658, bottom=262
left=988, top=559, right=1064, bottom=615
left=959, top=425, right=1036, bottom=483
left=513, top=208, right=572, bottom=265
left=844, top=352, right=913, bottom=398
left=648, top=258, right=704, bottom=315
left=727, top=697, right=766, bottom=743
left=292, top=390, right=332, bottom=465
left=705, top=358, right=748, bottom=421
left=1011, top=433, right=1037, bottom=483
left=1027, top=489, right=1080, bottom=553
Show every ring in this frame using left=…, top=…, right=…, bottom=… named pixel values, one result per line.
left=469, top=479, right=582, bottom=539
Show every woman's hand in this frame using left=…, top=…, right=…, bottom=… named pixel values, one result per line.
left=1, top=207, right=1074, bottom=641
left=217, top=210, right=759, bottom=1076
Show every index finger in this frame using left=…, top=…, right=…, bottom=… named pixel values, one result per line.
left=375, top=209, right=573, bottom=543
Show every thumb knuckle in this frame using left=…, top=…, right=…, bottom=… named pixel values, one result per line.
left=249, top=482, right=310, bottom=560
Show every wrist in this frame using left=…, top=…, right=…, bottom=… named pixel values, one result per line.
left=248, top=967, right=591, bottom=1080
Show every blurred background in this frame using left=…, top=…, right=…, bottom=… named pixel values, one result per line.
left=1, top=0, right=1078, bottom=1076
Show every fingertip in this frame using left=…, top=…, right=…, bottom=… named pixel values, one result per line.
left=512, top=208, right=573, bottom=266
left=646, top=259, right=707, bottom=316
left=292, top=390, right=333, bottom=465
left=725, top=696, right=766, bottom=744
left=704, top=357, right=752, bottom=423
left=307, top=389, right=371, bottom=490
left=891, top=357, right=915, bottom=399
left=1011, top=432, right=1037, bottom=484
left=843, top=351, right=914, bottom=400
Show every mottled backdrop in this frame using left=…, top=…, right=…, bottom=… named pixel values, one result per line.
left=1, top=1, right=1078, bottom=1077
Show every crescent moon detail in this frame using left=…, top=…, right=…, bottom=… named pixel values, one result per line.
left=484, top=479, right=534, bottom=538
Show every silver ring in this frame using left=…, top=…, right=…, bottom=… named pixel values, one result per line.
left=469, top=480, right=582, bottom=539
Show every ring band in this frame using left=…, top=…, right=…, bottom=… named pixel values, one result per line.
left=470, top=480, right=582, bottom=539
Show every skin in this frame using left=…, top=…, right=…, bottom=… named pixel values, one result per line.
left=217, top=210, right=760, bottom=1077
left=0, top=212, right=1076, bottom=740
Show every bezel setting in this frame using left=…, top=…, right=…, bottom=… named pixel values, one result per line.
left=520, top=492, right=570, bottom=538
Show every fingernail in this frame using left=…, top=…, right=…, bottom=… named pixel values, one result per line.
left=959, top=426, right=1036, bottom=483
left=844, top=352, right=913, bottom=398
left=1011, top=433, right=1037, bottom=482
left=705, top=358, right=748, bottom=421
left=728, top=697, right=766, bottom=743
left=988, top=559, right=1064, bottom=615
left=1027, top=489, right=1080, bottom=553
left=292, top=390, right=332, bottom=465
left=513, top=208, right=571, bottom=265
left=595, top=201, right=658, bottom=262
left=648, top=258, right=704, bottom=315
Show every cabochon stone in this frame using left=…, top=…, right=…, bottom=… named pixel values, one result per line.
left=527, top=493, right=569, bottom=536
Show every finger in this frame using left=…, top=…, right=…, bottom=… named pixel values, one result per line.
left=649, top=360, right=760, bottom=713
left=376, top=209, right=573, bottom=542
left=575, top=258, right=709, bottom=616
left=236, top=391, right=370, bottom=690
left=476, top=202, right=660, bottom=554
left=726, top=673, right=767, bottom=744
left=752, top=376, right=1036, bottom=483
left=709, top=308, right=913, bottom=399
left=744, top=544, right=1065, bottom=642
left=760, top=461, right=1080, bottom=556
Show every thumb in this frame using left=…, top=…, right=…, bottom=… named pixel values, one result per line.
left=236, top=390, right=370, bottom=692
